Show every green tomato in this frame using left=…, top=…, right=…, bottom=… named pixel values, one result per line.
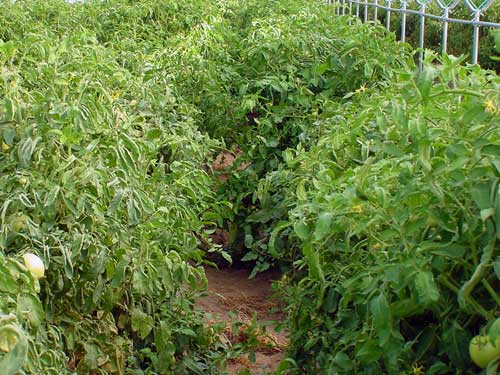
left=11, top=214, right=29, bottom=232
left=469, top=335, right=500, bottom=368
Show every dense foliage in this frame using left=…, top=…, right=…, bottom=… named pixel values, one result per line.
left=270, top=57, right=500, bottom=374
left=1, top=0, right=500, bottom=374
left=0, top=1, right=226, bottom=374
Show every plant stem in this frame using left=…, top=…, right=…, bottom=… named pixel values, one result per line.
left=481, top=279, right=500, bottom=309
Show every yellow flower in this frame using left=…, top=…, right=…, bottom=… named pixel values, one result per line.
left=355, top=85, right=367, bottom=94
left=351, top=204, right=363, bottom=213
left=411, top=363, right=424, bottom=375
left=110, top=91, right=121, bottom=101
left=483, top=99, right=497, bottom=114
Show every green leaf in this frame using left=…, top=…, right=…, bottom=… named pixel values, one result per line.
left=179, top=328, right=196, bottom=337
left=414, top=326, right=437, bottom=361
left=0, top=265, right=17, bottom=293
left=416, top=66, right=438, bottom=105
left=296, top=180, right=307, bottom=201
left=430, top=244, right=466, bottom=258
left=413, top=271, right=440, bottom=305
left=146, top=129, right=162, bottom=140
left=383, top=142, right=403, bottom=157
left=268, top=221, right=291, bottom=257
left=127, top=196, right=140, bottom=226
left=482, top=144, right=500, bottom=158
left=246, top=209, right=276, bottom=223
left=494, top=258, right=500, bottom=281
left=487, top=358, right=500, bottom=375
left=107, top=189, right=125, bottom=215
left=293, top=220, right=310, bottom=241
left=426, top=361, right=450, bottom=375
left=370, top=293, right=391, bottom=346
left=0, top=337, right=28, bottom=375
left=221, top=250, right=232, bottom=264
left=333, top=352, right=353, bottom=370
left=110, top=257, right=130, bottom=288
left=3, top=127, right=15, bottom=145
left=472, top=182, right=491, bottom=210
left=442, top=322, right=470, bottom=368
left=303, top=244, right=324, bottom=283
left=356, top=340, right=383, bottom=363
left=489, top=317, right=500, bottom=342
left=16, top=294, right=44, bottom=329
left=314, top=212, right=332, bottom=241
left=244, top=234, right=253, bottom=248
left=17, top=137, right=41, bottom=167
left=241, top=252, right=258, bottom=262
left=418, top=142, right=432, bottom=173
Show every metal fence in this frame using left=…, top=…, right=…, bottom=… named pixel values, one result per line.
left=327, top=0, right=500, bottom=69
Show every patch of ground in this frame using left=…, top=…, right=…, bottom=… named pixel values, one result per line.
left=196, top=266, right=287, bottom=375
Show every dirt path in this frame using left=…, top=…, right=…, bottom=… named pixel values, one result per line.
left=196, top=266, right=287, bottom=374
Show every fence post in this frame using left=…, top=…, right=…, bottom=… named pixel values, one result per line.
left=400, top=0, right=408, bottom=43
left=418, top=2, right=427, bottom=71
left=441, top=7, right=450, bottom=54
left=385, top=0, right=392, bottom=30
left=471, top=9, right=481, bottom=64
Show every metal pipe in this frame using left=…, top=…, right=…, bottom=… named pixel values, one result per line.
left=441, top=7, right=449, bottom=54
left=386, top=0, right=392, bottom=30
left=418, top=3, right=426, bottom=72
left=400, top=0, right=408, bottom=43
left=471, top=10, right=480, bottom=65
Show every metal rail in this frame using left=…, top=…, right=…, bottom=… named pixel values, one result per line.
left=327, top=0, right=500, bottom=69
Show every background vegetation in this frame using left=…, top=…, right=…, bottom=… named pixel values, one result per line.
left=1, top=0, right=500, bottom=374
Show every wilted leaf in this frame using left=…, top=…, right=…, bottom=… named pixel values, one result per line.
left=131, top=308, right=154, bottom=339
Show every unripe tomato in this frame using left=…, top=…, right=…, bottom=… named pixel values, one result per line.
left=11, top=214, right=29, bottom=232
left=23, top=253, right=45, bottom=279
left=469, top=335, right=500, bottom=368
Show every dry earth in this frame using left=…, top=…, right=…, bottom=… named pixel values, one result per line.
left=196, top=266, right=288, bottom=374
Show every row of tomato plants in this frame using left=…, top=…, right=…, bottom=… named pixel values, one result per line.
left=0, top=0, right=235, bottom=374
left=213, top=22, right=500, bottom=375
left=174, top=1, right=500, bottom=373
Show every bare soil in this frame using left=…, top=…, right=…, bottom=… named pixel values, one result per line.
left=196, top=266, right=287, bottom=375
